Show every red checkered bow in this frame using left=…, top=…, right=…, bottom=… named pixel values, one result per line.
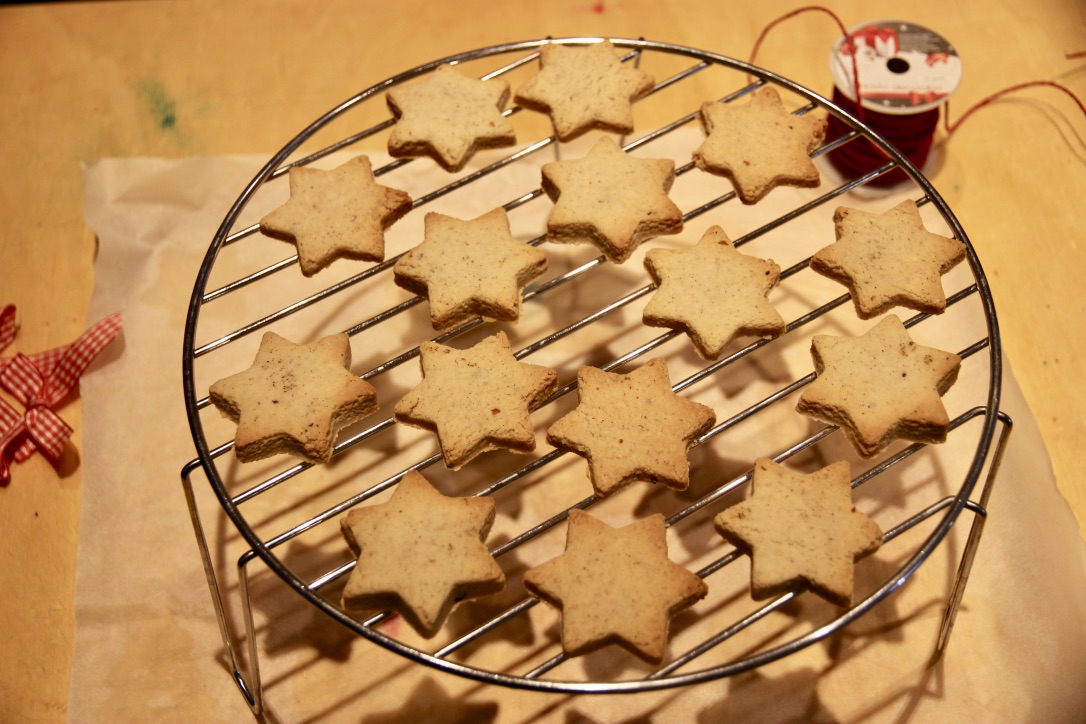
left=0, top=305, right=123, bottom=485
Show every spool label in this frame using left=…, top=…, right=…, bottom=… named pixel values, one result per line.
left=830, top=20, right=962, bottom=115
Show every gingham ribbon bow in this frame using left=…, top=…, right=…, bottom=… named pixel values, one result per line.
left=0, top=305, right=122, bottom=485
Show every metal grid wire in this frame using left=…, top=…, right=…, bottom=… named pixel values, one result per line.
left=180, top=38, right=1008, bottom=714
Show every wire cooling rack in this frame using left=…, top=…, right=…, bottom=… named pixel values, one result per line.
left=181, top=38, right=1010, bottom=716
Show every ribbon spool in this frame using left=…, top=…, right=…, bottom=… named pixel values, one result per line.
left=825, top=20, right=963, bottom=187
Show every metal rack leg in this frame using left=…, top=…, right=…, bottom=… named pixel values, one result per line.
left=237, top=552, right=264, bottom=715
left=181, top=461, right=265, bottom=716
left=934, top=411, right=1014, bottom=658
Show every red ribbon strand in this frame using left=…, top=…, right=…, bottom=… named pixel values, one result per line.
left=0, top=305, right=122, bottom=485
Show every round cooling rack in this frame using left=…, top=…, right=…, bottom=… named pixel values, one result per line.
left=181, top=38, right=1006, bottom=713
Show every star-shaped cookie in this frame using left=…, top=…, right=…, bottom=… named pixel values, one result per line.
left=693, top=86, right=827, bottom=204
left=340, top=469, right=504, bottom=638
left=524, top=509, right=708, bottom=662
left=514, top=40, right=655, bottom=141
left=394, top=331, right=558, bottom=469
left=393, top=207, right=548, bottom=330
left=546, top=358, right=716, bottom=496
left=714, top=458, right=883, bottom=607
left=643, top=225, right=786, bottom=359
left=259, top=155, right=413, bottom=276
left=796, top=315, right=961, bottom=458
left=810, top=200, right=968, bottom=319
left=541, top=136, right=683, bottom=263
left=208, top=332, right=379, bottom=463
left=386, top=64, right=517, bottom=172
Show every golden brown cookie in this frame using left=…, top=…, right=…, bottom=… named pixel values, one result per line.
left=541, top=136, right=683, bottom=263
left=546, top=358, right=716, bottom=496
left=514, top=40, right=655, bottom=141
left=810, top=200, right=968, bottom=319
left=340, top=469, right=504, bottom=638
left=523, top=509, right=708, bottom=662
left=796, top=315, right=961, bottom=458
left=643, top=225, right=786, bottom=359
left=259, top=155, right=413, bottom=276
left=208, top=331, right=379, bottom=463
left=387, top=64, right=517, bottom=172
left=394, top=331, right=558, bottom=469
left=693, top=86, right=826, bottom=204
left=714, top=458, right=883, bottom=607
left=393, top=207, right=548, bottom=330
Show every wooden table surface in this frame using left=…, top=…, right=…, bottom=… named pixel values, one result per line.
left=2, top=0, right=1083, bottom=719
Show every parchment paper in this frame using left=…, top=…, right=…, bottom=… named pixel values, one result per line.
left=72, top=139, right=1086, bottom=722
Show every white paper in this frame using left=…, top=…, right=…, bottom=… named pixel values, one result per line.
left=72, top=142, right=1086, bottom=722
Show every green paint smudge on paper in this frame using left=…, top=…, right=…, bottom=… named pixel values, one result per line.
left=137, top=79, right=178, bottom=131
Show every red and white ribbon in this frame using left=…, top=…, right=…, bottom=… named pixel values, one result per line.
left=0, top=305, right=122, bottom=485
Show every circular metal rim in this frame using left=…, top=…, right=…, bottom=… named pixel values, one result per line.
left=181, top=36, right=1002, bottom=694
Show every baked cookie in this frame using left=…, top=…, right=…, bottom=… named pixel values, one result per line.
left=387, top=64, right=517, bottom=172
left=514, top=40, right=655, bottom=141
left=260, top=155, right=413, bottom=276
left=394, top=332, right=558, bottom=469
left=693, top=86, right=826, bottom=204
left=796, top=315, right=961, bottom=458
left=541, top=136, right=683, bottom=263
left=523, top=509, right=708, bottom=662
left=643, top=225, right=786, bottom=359
left=546, top=358, right=716, bottom=496
left=208, top=332, right=378, bottom=463
left=393, top=207, right=548, bottom=330
left=810, top=200, right=968, bottom=319
left=340, top=469, right=504, bottom=638
left=714, top=458, right=883, bottom=607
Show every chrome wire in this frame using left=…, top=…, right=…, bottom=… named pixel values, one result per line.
left=180, top=38, right=1004, bottom=703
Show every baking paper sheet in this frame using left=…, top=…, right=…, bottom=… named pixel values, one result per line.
left=72, top=139, right=1086, bottom=722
